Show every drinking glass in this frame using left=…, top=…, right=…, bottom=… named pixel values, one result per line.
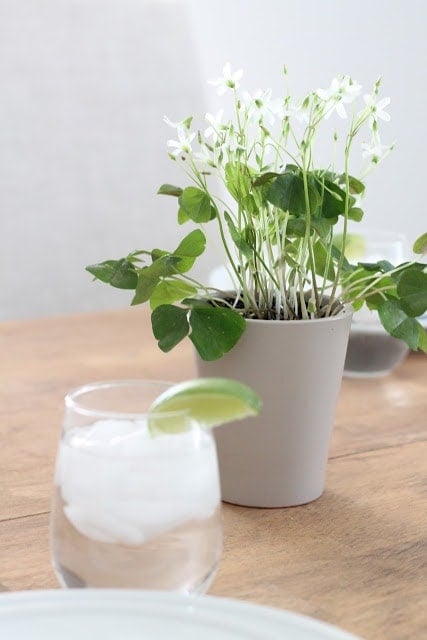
left=50, top=380, right=222, bottom=594
left=344, top=230, right=409, bottom=377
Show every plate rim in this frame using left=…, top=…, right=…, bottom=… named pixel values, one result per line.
left=0, top=589, right=363, bottom=640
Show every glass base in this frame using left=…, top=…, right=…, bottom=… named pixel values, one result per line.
left=54, top=560, right=219, bottom=596
left=344, top=325, right=409, bottom=378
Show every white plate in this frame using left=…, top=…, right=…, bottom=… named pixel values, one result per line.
left=0, top=589, right=363, bottom=640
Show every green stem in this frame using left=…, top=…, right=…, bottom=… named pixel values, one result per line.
left=302, top=170, right=320, bottom=313
left=326, top=132, right=354, bottom=314
left=341, top=262, right=415, bottom=302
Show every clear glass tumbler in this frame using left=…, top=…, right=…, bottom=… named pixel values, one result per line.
left=50, top=380, right=222, bottom=594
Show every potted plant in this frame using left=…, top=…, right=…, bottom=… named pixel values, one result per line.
left=87, top=63, right=427, bottom=507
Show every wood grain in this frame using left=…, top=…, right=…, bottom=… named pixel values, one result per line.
left=1, top=308, right=426, bottom=640
left=212, top=442, right=427, bottom=640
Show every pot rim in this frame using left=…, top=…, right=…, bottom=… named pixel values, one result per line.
left=243, top=304, right=352, bottom=326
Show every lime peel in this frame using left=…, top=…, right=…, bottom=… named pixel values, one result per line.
left=147, top=377, right=262, bottom=436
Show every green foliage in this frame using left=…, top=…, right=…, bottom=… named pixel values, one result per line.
left=267, top=171, right=320, bottom=217
left=224, top=213, right=254, bottom=259
left=151, top=303, right=246, bottom=360
left=149, top=280, right=196, bottom=310
left=318, top=180, right=349, bottom=219
left=151, top=305, right=189, bottom=351
left=178, top=187, right=216, bottom=223
left=312, top=241, right=335, bottom=281
left=173, top=229, right=207, bottom=268
left=413, top=232, right=427, bottom=255
left=347, top=207, right=364, bottom=222
left=86, top=258, right=137, bottom=289
left=340, top=262, right=427, bottom=351
left=86, top=64, right=427, bottom=359
left=188, top=307, right=246, bottom=361
left=225, top=162, right=253, bottom=201
left=157, top=184, right=183, bottom=197
left=132, top=255, right=181, bottom=305
left=378, top=300, right=423, bottom=351
left=342, top=175, right=365, bottom=195
left=396, top=269, right=427, bottom=317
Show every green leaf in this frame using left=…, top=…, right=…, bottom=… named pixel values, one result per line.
left=358, top=260, right=395, bottom=273
left=177, top=206, right=190, bottom=224
left=396, top=269, right=427, bottom=317
left=181, top=297, right=212, bottom=308
left=286, top=218, right=307, bottom=237
left=225, top=162, right=253, bottom=201
left=241, top=194, right=259, bottom=216
left=320, top=180, right=348, bottom=218
left=330, top=244, right=353, bottom=271
left=392, top=262, right=427, bottom=279
left=313, top=241, right=335, bottom=281
left=174, top=229, right=206, bottom=258
left=267, top=172, right=319, bottom=216
left=132, top=256, right=181, bottom=305
left=178, top=187, right=216, bottom=223
left=171, top=229, right=206, bottom=274
left=151, top=305, right=190, bottom=352
left=224, top=213, right=254, bottom=259
left=252, top=171, right=279, bottom=187
left=418, top=324, right=427, bottom=353
left=378, top=300, right=420, bottom=350
left=378, top=260, right=396, bottom=272
left=351, top=298, right=365, bottom=312
left=338, top=174, right=365, bottom=195
left=285, top=163, right=300, bottom=174
left=283, top=252, right=299, bottom=270
left=365, top=291, right=392, bottom=310
left=342, top=264, right=395, bottom=307
left=86, top=259, right=138, bottom=290
left=413, top=232, right=427, bottom=255
left=347, top=207, right=364, bottom=222
left=150, top=280, right=197, bottom=310
left=157, top=184, right=183, bottom=197
left=151, top=230, right=206, bottom=278
left=151, top=248, right=168, bottom=262
left=189, top=307, right=246, bottom=361
left=310, top=217, right=335, bottom=237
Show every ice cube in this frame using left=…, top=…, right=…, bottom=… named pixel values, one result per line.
left=57, top=420, right=220, bottom=544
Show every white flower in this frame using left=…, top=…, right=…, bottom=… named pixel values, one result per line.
left=242, top=88, right=282, bottom=125
left=208, top=62, right=243, bottom=95
left=282, top=102, right=310, bottom=124
left=163, top=114, right=193, bottom=131
left=193, top=149, right=214, bottom=167
left=361, top=139, right=393, bottom=163
left=363, top=94, right=391, bottom=127
left=317, top=75, right=362, bottom=119
left=204, top=109, right=224, bottom=142
left=163, top=115, right=181, bottom=129
left=167, top=126, right=196, bottom=157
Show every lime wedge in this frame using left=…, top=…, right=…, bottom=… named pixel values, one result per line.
left=147, top=377, right=261, bottom=436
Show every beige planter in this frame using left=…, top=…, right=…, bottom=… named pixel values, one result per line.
left=196, top=309, right=352, bottom=508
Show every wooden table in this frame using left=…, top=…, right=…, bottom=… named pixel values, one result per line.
left=1, top=308, right=426, bottom=639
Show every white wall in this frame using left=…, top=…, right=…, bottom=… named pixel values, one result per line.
left=0, top=0, right=207, bottom=319
left=185, top=0, right=426, bottom=241
left=1, top=0, right=426, bottom=320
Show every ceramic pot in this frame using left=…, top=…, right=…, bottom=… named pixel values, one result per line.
left=196, top=309, right=352, bottom=508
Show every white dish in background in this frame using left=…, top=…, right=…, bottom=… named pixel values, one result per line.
left=0, top=589, right=363, bottom=640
